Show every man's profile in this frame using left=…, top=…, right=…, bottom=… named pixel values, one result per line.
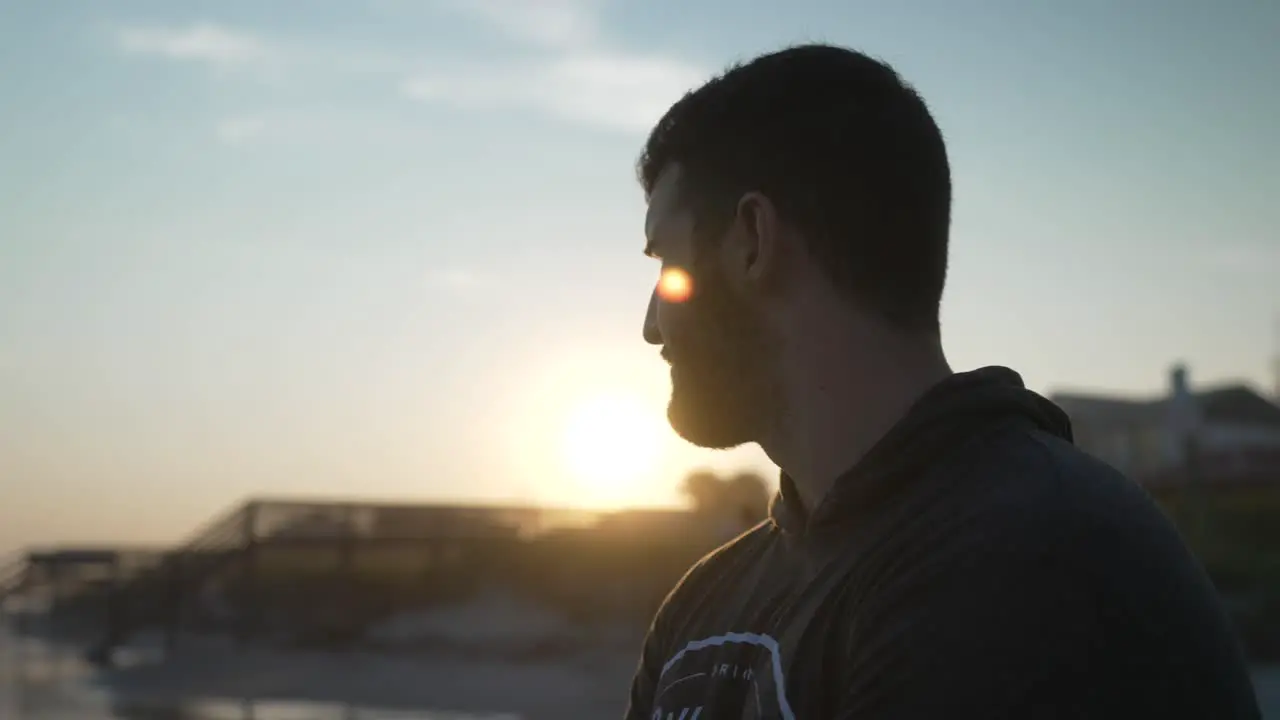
left=626, top=44, right=1260, bottom=719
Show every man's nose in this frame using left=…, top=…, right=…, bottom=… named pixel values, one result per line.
left=643, top=289, right=662, bottom=345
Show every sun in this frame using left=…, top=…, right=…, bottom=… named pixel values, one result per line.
left=561, top=391, right=664, bottom=507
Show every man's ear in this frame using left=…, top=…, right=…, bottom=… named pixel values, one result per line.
left=721, top=191, right=784, bottom=294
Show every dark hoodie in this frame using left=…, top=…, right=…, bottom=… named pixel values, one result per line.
left=625, top=367, right=1260, bottom=719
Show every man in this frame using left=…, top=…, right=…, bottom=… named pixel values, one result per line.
left=626, top=44, right=1260, bottom=719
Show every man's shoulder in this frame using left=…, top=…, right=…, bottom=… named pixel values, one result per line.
left=955, top=425, right=1202, bottom=578
left=960, top=425, right=1151, bottom=518
left=854, top=424, right=1219, bottom=636
left=663, top=519, right=775, bottom=604
left=643, top=520, right=777, bottom=646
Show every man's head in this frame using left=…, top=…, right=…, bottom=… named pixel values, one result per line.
left=640, top=44, right=952, bottom=449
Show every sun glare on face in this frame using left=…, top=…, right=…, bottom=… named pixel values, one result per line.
left=657, top=266, right=693, bottom=304
left=561, top=391, right=663, bottom=507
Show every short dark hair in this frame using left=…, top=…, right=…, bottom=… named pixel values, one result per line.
left=638, top=44, right=951, bottom=333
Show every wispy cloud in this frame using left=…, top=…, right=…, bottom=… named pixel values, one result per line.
left=433, top=0, right=600, bottom=49
left=211, top=109, right=425, bottom=148
left=115, top=22, right=277, bottom=70
left=1201, top=243, right=1280, bottom=276
left=429, top=267, right=496, bottom=292
left=403, top=0, right=706, bottom=134
left=402, top=53, right=703, bottom=133
left=113, top=4, right=707, bottom=137
left=112, top=21, right=405, bottom=80
left=214, top=116, right=268, bottom=145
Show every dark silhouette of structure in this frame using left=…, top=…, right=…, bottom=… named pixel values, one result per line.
left=3, top=497, right=730, bottom=663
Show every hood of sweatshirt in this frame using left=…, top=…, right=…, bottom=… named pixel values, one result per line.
left=768, top=366, right=1073, bottom=538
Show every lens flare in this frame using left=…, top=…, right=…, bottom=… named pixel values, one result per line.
left=657, top=267, right=693, bottom=303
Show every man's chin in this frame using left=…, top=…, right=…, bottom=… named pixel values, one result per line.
left=667, top=399, right=752, bottom=451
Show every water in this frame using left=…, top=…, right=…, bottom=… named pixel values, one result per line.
left=0, top=611, right=641, bottom=720
left=0, top=622, right=523, bottom=719
left=6, top=618, right=1280, bottom=718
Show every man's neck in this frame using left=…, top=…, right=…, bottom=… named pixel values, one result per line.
left=760, top=326, right=951, bottom=513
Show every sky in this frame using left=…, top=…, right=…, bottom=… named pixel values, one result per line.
left=1, top=0, right=1277, bottom=554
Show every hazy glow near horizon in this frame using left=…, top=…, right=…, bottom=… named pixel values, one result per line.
left=561, top=390, right=665, bottom=508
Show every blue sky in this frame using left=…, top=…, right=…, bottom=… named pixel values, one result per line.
left=1, top=0, right=1277, bottom=553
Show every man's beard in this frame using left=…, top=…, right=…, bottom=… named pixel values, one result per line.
left=664, top=266, right=774, bottom=450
